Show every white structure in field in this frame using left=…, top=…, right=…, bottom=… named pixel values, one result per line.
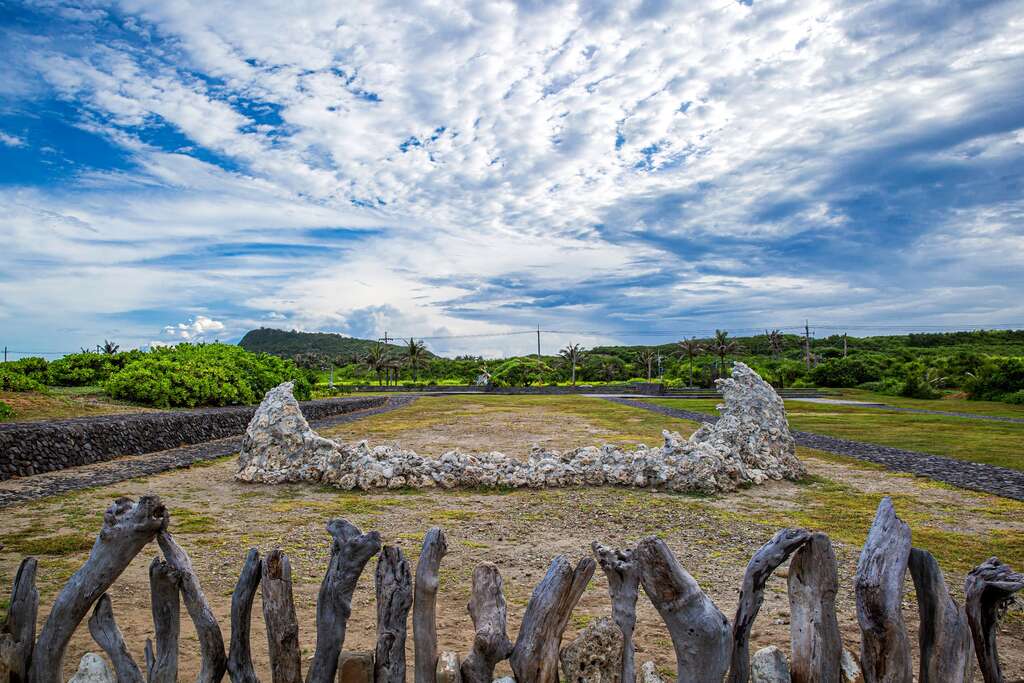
left=236, top=362, right=804, bottom=494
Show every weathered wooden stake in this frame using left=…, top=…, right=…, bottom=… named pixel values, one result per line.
left=460, top=564, right=513, bottom=683
left=728, top=528, right=810, bottom=683
left=592, top=543, right=640, bottom=683
left=30, top=495, right=167, bottom=683
left=908, top=548, right=974, bottom=683
left=510, top=555, right=595, bottom=683
left=305, top=518, right=381, bottom=683
left=89, top=594, right=144, bottom=683
left=375, top=545, right=413, bottom=683
left=637, top=536, right=731, bottom=683
left=261, top=549, right=301, bottom=683
left=855, top=497, right=912, bottom=683
left=1, top=557, right=38, bottom=683
left=145, top=557, right=180, bottom=683
left=227, top=549, right=262, bottom=683
left=964, top=557, right=1024, bottom=683
left=787, top=532, right=842, bottom=683
left=158, top=530, right=226, bottom=683
left=413, top=528, right=448, bottom=683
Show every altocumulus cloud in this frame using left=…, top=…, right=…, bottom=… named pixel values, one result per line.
left=0, top=0, right=1022, bottom=356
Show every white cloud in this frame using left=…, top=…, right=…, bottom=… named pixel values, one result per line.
left=0, top=131, right=26, bottom=147
left=163, top=315, right=227, bottom=341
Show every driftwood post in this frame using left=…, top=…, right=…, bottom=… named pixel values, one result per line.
left=787, top=532, right=842, bottom=683
left=964, top=557, right=1024, bottom=683
left=855, top=497, right=912, bottom=683
left=88, top=594, right=144, bottom=683
left=637, top=536, right=732, bottom=683
left=145, top=558, right=180, bottom=683
left=1, top=557, right=38, bottom=683
left=510, top=555, right=595, bottom=683
left=227, top=549, right=261, bottom=683
left=375, top=546, right=413, bottom=683
left=30, top=495, right=168, bottom=683
left=460, top=564, right=513, bottom=683
left=158, top=530, right=226, bottom=683
left=305, top=519, right=381, bottom=683
left=261, top=549, right=301, bottom=683
left=728, top=528, right=810, bottom=683
left=413, top=528, right=448, bottom=683
left=592, top=543, right=640, bottom=683
left=908, top=548, right=973, bottom=683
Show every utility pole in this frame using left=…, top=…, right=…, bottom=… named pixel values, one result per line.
left=379, top=331, right=392, bottom=345
left=804, top=320, right=811, bottom=369
left=2, top=346, right=5, bottom=363
left=843, top=333, right=848, bottom=358
left=536, top=325, right=541, bottom=363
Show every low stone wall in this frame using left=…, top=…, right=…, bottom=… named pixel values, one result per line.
left=350, top=383, right=668, bottom=395
left=0, top=396, right=386, bottom=480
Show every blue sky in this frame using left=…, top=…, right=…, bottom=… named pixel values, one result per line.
left=1, top=0, right=1022, bottom=358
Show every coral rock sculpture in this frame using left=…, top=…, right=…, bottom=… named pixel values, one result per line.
left=236, top=362, right=804, bottom=494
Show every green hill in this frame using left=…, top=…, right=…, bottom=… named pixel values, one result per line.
left=238, top=328, right=419, bottom=360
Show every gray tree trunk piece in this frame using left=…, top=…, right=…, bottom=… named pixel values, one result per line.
left=305, top=519, right=381, bottom=683
left=228, top=549, right=262, bottom=683
left=261, top=549, right=301, bottom=683
left=729, top=528, right=810, bottom=683
left=88, top=594, right=144, bottom=683
left=158, top=530, right=226, bottom=683
left=30, top=495, right=168, bottom=683
left=636, top=536, right=731, bottom=683
left=854, top=497, right=912, bottom=683
left=460, top=564, right=513, bottom=683
left=510, top=555, right=596, bottom=683
left=964, top=557, right=1024, bottom=683
left=374, top=546, right=413, bottom=683
left=907, top=548, right=974, bottom=683
left=413, top=529, right=448, bottom=683
left=592, top=542, right=640, bottom=683
left=787, top=532, right=842, bottom=683
left=1, top=557, right=38, bottom=683
left=145, top=558, right=180, bottom=683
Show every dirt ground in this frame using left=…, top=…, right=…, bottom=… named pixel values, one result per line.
left=1, top=396, right=1022, bottom=681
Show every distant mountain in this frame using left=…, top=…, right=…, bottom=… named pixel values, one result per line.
left=238, top=328, right=425, bottom=360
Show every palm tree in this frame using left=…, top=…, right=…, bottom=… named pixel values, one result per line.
left=765, top=329, right=783, bottom=359
left=101, top=340, right=119, bottom=355
left=636, top=349, right=656, bottom=382
left=362, top=343, right=389, bottom=386
left=404, top=338, right=428, bottom=383
left=675, top=337, right=704, bottom=387
left=711, top=329, right=742, bottom=377
left=559, top=343, right=586, bottom=385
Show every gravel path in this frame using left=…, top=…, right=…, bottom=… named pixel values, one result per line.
left=0, top=396, right=418, bottom=508
left=604, top=397, right=1024, bottom=501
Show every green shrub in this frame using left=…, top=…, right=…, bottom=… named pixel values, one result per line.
left=1005, top=390, right=1024, bottom=405
left=0, top=400, right=14, bottom=421
left=104, top=343, right=312, bottom=408
left=46, top=352, right=116, bottom=386
left=962, top=356, right=1024, bottom=402
left=900, top=367, right=940, bottom=399
left=490, top=358, right=554, bottom=387
left=810, top=356, right=884, bottom=388
left=0, top=365, right=44, bottom=392
left=9, top=357, right=48, bottom=381
left=858, top=378, right=902, bottom=395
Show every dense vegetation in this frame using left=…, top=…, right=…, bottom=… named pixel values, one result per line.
left=239, top=328, right=420, bottom=361
left=237, top=327, right=1024, bottom=403
left=1, top=344, right=313, bottom=409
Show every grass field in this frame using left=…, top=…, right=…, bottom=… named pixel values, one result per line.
left=647, top=397, right=1024, bottom=471
left=0, top=387, right=152, bottom=422
left=2, top=394, right=1021, bottom=680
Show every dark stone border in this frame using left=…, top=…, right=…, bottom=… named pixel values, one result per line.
left=604, top=397, right=1024, bottom=501
left=0, top=396, right=386, bottom=480
left=0, top=396, right=418, bottom=508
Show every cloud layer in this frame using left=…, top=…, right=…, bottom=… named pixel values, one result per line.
left=1, top=0, right=1022, bottom=356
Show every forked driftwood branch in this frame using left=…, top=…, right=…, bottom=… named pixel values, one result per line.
left=88, top=594, right=144, bottom=683
left=374, top=546, right=413, bottom=683
left=592, top=543, right=640, bottom=683
left=509, top=555, right=595, bottom=683
left=728, top=528, right=810, bottom=683
left=637, top=536, right=731, bottom=683
left=460, top=563, right=512, bottom=683
left=0, top=558, right=38, bottom=683
left=145, top=558, right=180, bottom=683
left=261, top=549, right=300, bottom=683
left=413, top=528, right=448, bottom=683
left=855, top=497, right=912, bottom=683
left=964, top=557, right=1024, bottom=683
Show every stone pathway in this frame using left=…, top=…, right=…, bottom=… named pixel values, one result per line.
left=604, top=397, right=1024, bottom=501
left=0, top=396, right=418, bottom=509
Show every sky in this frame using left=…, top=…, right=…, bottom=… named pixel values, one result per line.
left=1, top=0, right=1023, bottom=358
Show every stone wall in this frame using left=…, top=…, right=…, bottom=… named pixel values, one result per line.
left=0, top=396, right=386, bottom=480
left=350, top=383, right=668, bottom=395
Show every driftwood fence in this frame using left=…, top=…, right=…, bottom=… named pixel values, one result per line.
left=1, top=495, right=1021, bottom=683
